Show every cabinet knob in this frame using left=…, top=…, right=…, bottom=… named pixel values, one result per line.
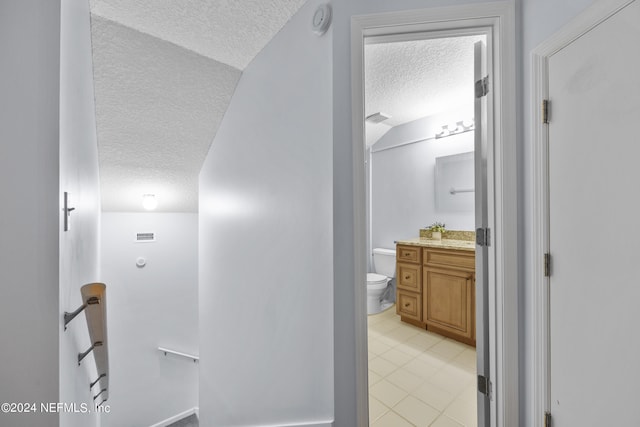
left=404, top=303, right=410, bottom=307
left=405, top=275, right=410, bottom=280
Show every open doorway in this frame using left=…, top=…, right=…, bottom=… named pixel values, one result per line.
left=364, top=32, right=485, bottom=427
left=351, top=4, right=519, bottom=427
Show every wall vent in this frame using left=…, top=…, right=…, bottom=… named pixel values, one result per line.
left=135, top=232, right=156, bottom=243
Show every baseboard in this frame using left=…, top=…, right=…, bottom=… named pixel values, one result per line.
left=257, top=420, right=334, bottom=427
left=148, top=407, right=199, bottom=427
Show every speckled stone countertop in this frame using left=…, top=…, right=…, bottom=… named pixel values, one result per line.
left=395, top=237, right=476, bottom=252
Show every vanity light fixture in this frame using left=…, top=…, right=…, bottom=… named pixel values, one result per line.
left=435, top=118, right=475, bottom=139
left=142, top=194, right=158, bottom=211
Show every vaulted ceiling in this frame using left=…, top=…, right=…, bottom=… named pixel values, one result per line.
left=90, top=0, right=307, bottom=212
left=90, top=2, right=482, bottom=211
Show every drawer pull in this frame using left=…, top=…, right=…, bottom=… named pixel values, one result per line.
left=404, top=252, right=410, bottom=256
left=404, top=303, right=410, bottom=307
left=404, top=275, right=410, bottom=280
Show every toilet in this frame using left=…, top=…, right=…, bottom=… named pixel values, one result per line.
left=367, top=248, right=396, bottom=314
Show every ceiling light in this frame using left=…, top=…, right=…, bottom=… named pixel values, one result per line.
left=142, top=194, right=158, bottom=211
left=365, top=112, right=391, bottom=124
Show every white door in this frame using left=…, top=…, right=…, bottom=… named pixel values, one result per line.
left=474, top=39, right=491, bottom=427
left=548, top=1, right=640, bottom=424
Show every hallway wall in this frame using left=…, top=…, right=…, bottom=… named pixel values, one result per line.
left=198, top=0, right=333, bottom=425
left=0, top=1, right=62, bottom=425
left=0, top=0, right=104, bottom=425
left=59, top=1, right=103, bottom=426
left=100, top=213, right=198, bottom=427
left=1, top=2, right=102, bottom=426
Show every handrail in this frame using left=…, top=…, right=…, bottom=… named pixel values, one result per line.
left=449, top=187, right=475, bottom=195
left=64, top=283, right=109, bottom=405
left=158, top=347, right=199, bottom=363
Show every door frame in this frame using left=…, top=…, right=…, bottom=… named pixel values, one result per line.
left=351, top=2, right=518, bottom=426
left=531, top=0, right=636, bottom=425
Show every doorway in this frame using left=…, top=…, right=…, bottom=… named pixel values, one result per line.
left=364, top=32, right=484, bottom=427
left=351, top=4, right=519, bottom=427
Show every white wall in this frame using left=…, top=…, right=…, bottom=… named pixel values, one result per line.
left=0, top=1, right=61, bottom=426
left=198, top=0, right=333, bottom=425
left=0, top=2, right=101, bottom=426
left=59, top=1, right=103, bottom=426
left=520, top=0, right=595, bottom=425
left=100, top=213, right=198, bottom=427
left=370, top=114, right=475, bottom=254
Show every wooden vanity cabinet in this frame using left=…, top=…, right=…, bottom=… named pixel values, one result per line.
left=396, top=245, right=422, bottom=323
left=395, top=243, right=476, bottom=346
left=423, top=248, right=475, bottom=346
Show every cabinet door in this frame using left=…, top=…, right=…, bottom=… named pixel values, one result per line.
left=424, top=267, right=474, bottom=340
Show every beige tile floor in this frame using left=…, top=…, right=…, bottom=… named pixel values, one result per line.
left=368, top=305, right=477, bottom=427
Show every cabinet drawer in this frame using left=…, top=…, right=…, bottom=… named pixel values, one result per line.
left=397, top=245, right=421, bottom=264
left=397, top=290, right=421, bottom=321
left=397, top=263, right=421, bottom=292
left=424, top=248, right=475, bottom=270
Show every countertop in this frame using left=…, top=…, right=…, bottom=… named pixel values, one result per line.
left=395, top=237, right=476, bottom=252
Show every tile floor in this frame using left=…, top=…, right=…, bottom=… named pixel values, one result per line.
left=368, top=306, right=477, bottom=427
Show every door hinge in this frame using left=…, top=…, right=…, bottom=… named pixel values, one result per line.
left=544, top=253, right=551, bottom=277
left=542, top=99, right=550, bottom=124
left=544, top=411, right=551, bottom=427
left=478, top=375, right=492, bottom=399
left=476, top=228, right=491, bottom=247
left=475, top=76, right=489, bottom=98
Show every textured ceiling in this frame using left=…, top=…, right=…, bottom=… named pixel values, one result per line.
left=90, top=0, right=307, bottom=69
left=364, top=35, right=484, bottom=131
left=91, top=4, right=481, bottom=211
left=90, top=0, right=307, bottom=212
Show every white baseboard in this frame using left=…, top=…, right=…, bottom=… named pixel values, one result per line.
left=148, top=407, right=199, bottom=427
left=257, top=420, right=334, bottom=427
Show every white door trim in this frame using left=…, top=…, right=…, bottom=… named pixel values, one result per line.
left=351, top=2, right=518, bottom=426
left=531, top=0, right=636, bottom=425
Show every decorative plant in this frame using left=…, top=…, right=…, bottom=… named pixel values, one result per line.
left=428, top=222, right=446, bottom=233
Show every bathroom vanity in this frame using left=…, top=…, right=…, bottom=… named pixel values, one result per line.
left=395, top=238, right=476, bottom=346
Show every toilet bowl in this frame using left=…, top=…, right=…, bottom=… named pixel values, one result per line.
left=367, top=248, right=396, bottom=314
left=367, top=273, right=390, bottom=314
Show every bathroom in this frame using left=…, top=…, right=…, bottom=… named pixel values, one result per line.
left=364, top=35, right=481, bottom=426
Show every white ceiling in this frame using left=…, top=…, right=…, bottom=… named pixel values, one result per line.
left=364, top=35, right=484, bottom=142
left=91, top=3, right=482, bottom=211
left=90, top=0, right=307, bottom=212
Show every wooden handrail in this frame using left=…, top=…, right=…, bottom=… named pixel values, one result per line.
left=65, top=283, right=109, bottom=404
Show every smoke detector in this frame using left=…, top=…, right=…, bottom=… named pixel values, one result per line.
left=312, top=4, right=332, bottom=36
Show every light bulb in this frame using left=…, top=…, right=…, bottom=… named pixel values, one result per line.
left=436, top=125, right=449, bottom=139
left=142, top=194, right=158, bottom=211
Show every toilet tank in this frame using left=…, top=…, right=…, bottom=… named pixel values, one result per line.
left=372, top=248, right=396, bottom=278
